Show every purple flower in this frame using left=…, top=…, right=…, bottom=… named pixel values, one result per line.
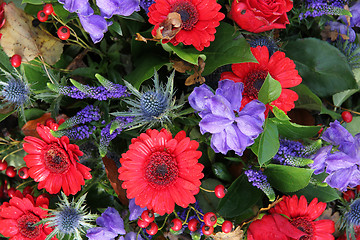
left=328, top=21, right=356, bottom=42
left=338, top=1, right=360, bottom=27
left=128, top=198, right=146, bottom=221
left=86, top=207, right=126, bottom=240
left=96, top=0, right=140, bottom=18
left=311, top=120, right=360, bottom=191
left=245, top=167, right=275, bottom=201
left=124, top=232, right=144, bottom=240
left=79, top=14, right=111, bottom=43
left=140, top=0, right=155, bottom=13
left=58, top=0, right=93, bottom=15
left=188, top=80, right=265, bottom=156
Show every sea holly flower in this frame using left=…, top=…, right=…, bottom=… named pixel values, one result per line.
left=118, top=128, right=204, bottom=215
left=270, top=195, right=335, bottom=240
left=220, top=46, right=302, bottom=113
left=0, top=195, right=56, bottom=240
left=140, top=0, right=154, bottom=13
left=248, top=36, right=280, bottom=57
left=188, top=79, right=266, bottom=156
left=23, top=123, right=92, bottom=195
left=148, top=0, right=225, bottom=51
left=311, top=120, right=360, bottom=191
left=41, top=192, right=97, bottom=240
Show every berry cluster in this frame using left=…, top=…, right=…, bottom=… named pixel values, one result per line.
left=0, top=160, right=29, bottom=179
left=37, top=3, right=54, bottom=22
left=342, top=185, right=360, bottom=202
left=137, top=210, right=158, bottom=235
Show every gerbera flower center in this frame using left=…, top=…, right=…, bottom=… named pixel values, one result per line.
left=244, top=69, right=268, bottom=99
left=44, top=144, right=70, bottom=174
left=17, top=213, right=41, bottom=239
left=170, top=1, right=199, bottom=30
left=145, top=151, right=179, bottom=188
left=291, top=217, right=314, bottom=240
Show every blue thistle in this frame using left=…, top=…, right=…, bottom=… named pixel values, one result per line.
left=40, top=192, right=97, bottom=240
left=111, top=71, right=183, bottom=129
left=248, top=36, right=279, bottom=56
left=1, top=78, right=30, bottom=107
left=245, top=167, right=275, bottom=201
left=140, top=0, right=155, bottom=13
left=57, top=105, right=101, bottom=130
left=345, top=198, right=360, bottom=239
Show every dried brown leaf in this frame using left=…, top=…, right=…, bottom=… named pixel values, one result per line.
left=155, top=12, right=182, bottom=40
left=0, top=3, right=63, bottom=65
left=320, top=25, right=339, bottom=41
left=21, top=112, right=52, bottom=138
left=185, top=58, right=206, bottom=86
left=102, top=156, right=129, bottom=206
left=135, top=33, right=148, bottom=43
left=170, top=59, right=193, bottom=73
left=344, top=5, right=351, bottom=26
left=212, top=226, right=244, bottom=240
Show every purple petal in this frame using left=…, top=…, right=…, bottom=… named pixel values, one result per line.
left=58, top=0, right=93, bottom=16
left=235, top=115, right=264, bottom=138
left=128, top=198, right=146, bottom=221
left=210, top=131, right=230, bottom=154
left=125, top=232, right=144, bottom=240
left=188, top=84, right=214, bottom=112
left=224, top=124, right=251, bottom=156
left=96, top=207, right=126, bottom=235
left=325, top=166, right=360, bottom=191
left=328, top=22, right=356, bottom=42
left=96, top=0, right=140, bottom=18
left=325, top=151, right=358, bottom=172
left=322, top=120, right=355, bottom=154
left=86, top=227, right=118, bottom=240
left=199, top=114, right=233, bottom=134
left=79, top=14, right=110, bottom=43
left=310, top=146, right=332, bottom=174
left=238, top=100, right=266, bottom=120
left=216, top=80, right=243, bottom=112
left=205, top=95, right=235, bottom=120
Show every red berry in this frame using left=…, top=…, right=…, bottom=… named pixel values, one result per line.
left=203, top=212, right=217, bottom=227
left=18, top=167, right=29, bottom=179
left=43, top=3, right=53, bottom=15
left=141, top=210, right=155, bottom=223
left=187, top=218, right=199, bottom=232
left=23, top=186, right=33, bottom=196
left=37, top=10, right=48, bottom=22
left=137, top=218, right=149, bottom=228
left=222, top=220, right=233, bottom=233
left=5, top=166, right=16, bottom=178
left=10, top=54, right=21, bottom=68
left=7, top=187, right=16, bottom=198
left=214, top=185, right=226, bottom=198
left=343, top=190, right=356, bottom=202
left=0, top=161, right=7, bottom=171
left=342, top=111, right=353, bottom=123
left=202, top=225, right=214, bottom=235
left=146, top=222, right=158, bottom=236
left=57, top=26, right=70, bottom=40
left=170, top=218, right=182, bottom=231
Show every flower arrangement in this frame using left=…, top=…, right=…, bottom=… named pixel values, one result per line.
left=1, top=0, right=360, bottom=239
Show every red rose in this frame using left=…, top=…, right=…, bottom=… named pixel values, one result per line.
left=229, top=0, right=293, bottom=33
left=247, top=214, right=306, bottom=240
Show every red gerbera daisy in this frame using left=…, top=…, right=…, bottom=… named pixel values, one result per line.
left=270, top=195, right=335, bottom=240
left=220, top=46, right=302, bottom=113
left=148, top=0, right=225, bottom=51
left=23, top=123, right=92, bottom=196
left=118, top=128, right=204, bottom=215
left=0, top=194, right=57, bottom=240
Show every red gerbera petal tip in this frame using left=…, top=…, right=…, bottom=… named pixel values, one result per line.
left=118, top=128, right=204, bottom=215
left=23, top=124, right=92, bottom=196
left=220, top=46, right=302, bottom=113
left=148, top=0, right=225, bottom=51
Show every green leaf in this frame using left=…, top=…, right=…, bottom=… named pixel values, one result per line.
left=264, top=164, right=314, bottom=192
left=258, top=73, right=282, bottom=104
left=284, top=38, right=357, bottom=97
left=217, top=175, right=263, bottom=218
left=292, top=84, right=322, bottom=111
left=197, top=179, right=223, bottom=214
left=23, top=62, right=48, bottom=91
left=162, top=43, right=205, bottom=65
left=0, top=110, right=15, bottom=123
left=272, top=106, right=290, bottom=121
left=320, top=105, right=341, bottom=119
left=108, top=21, right=123, bottom=36
left=257, top=120, right=279, bottom=166
left=346, top=116, right=360, bottom=136
left=270, top=118, right=321, bottom=139
left=332, top=89, right=359, bottom=107
left=22, top=0, right=56, bottom=4
left=202, top=22, right=256, bottom=76
left=212, top=162, right=232, bottom=182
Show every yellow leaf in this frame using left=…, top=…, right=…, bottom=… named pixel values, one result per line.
left=0, top=3, right=63, bottom=65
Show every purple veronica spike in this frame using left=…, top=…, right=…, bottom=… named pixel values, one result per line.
left=58, top=0, right=93, bottom=15
left=310, top=120, right=360, bottom=191
left=79, top=14, right=111, bottom=43
left=245, top=167, right=275, bottom=200
left=188, top=80, right=265, bottom=156
left=96, top=0, right=140, bottom=18
left=128, top=198, right=146, bottom=221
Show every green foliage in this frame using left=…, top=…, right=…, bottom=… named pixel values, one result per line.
left=292, top=84, right=322, bottom=111
left=285, top=38, right=357, bottom=97
left=212, top=162, right=232, bottom=182
left=258, top=73, right=282, bottom=104
left=162, top=43, right=205, bottom=65
left=346, top=116, right=360, bottom=135
left=256, top=119, right=279, bottom=166
left=270, top=118, right=321, bottom=139
left=197, top=179, right=223, bottom=214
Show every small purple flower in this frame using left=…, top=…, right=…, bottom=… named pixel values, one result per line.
left=189, top=80, right=265, bottom=156
left=124, top=232, right=144, bottom=240
left=245, top=167, right=275, bottom=201
left=140, top=0, right=155, bottom=13
left=79, top=14, right=111, bottom=43
left=310, top=120, right=360, bottom=191
left=58, top=0, right=93, bottom=15
left=128, top=198, right=146, bottom=221
left=96, top=0, right=140, bottom=18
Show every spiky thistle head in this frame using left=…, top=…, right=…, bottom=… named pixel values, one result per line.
left=41, top=192, right=97, bottom=240
left=112, top=71, right=183, bottom=129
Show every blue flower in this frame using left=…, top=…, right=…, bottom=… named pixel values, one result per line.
left=140, top=0, right=154, bottom=13
left=245, top=167, right=275, bottom=201
left=58, top=0, right=93, bottom=15
left=96, top=0, right=140, bottom=18
left=1, top=78, right=30, bottom=108
left=345, top=198, right=360, bottom=239
left=248, top=36, right=279, bottom=56
left=128, top=198, right=146, bottom=221
left=311, top=120, right=360, bottom=191
left=189, top=80, right=265, bottom=156
left=79, top=14, right=112, bottom=43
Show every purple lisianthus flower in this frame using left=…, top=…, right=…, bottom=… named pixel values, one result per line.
left=125, top=232, right=144, bottom=240
left=338, top=1, right=360, bottom=28
left=188, top=80, right=265, bottom=156
left=79, top=14, right=111, bottom=43
left=58, top=0, right=93, bottom=15
left=128, top=198, right=146, bottom=221
left=86, top=207, right=126, bottom=240
left=97, top=0, right=140, bottom=18
left=328, top=21, right=356, bottom=42
left=311, top=120, right=360, bottom=191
